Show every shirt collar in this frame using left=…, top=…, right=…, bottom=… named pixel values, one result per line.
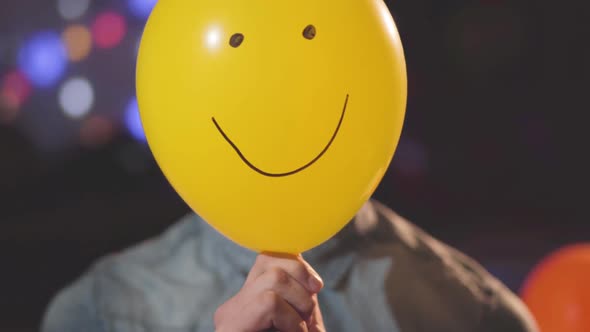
left=196, top=200, right=379, bottom=289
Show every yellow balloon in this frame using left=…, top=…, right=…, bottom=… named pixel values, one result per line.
left=137, top=0, right=407, bottom=254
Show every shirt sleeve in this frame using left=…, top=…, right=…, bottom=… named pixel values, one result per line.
left=360, top=200, right=539, bottom=332
left=41, top=273, right=105, bottom=332
left=477, top=288, right=539, bottom=332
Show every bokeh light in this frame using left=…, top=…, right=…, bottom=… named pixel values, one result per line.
left=0, top=100, right=19, bottom=124
left=1, top=70, right=31, bottom=109
left=127, top=0, right=158, bottom=20
left=57, top=0, right=91, bottom=20
left=80, top=115, right=115, bottom=147
left=0, top=70, right=30, bottom=124
left=92, top=12, right=127, bottom=49
left=124, top=97, right=146, bottom=142
left=62, top=24, right=92, bottom=62
left=58, top=77, right=94, bottom=119
left=17, top=31, right=67, bottom=88
left=0, top=90, right=19, bottom=113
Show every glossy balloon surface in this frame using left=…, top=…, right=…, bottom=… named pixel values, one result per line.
left=137, top=0, right=407, bottom=253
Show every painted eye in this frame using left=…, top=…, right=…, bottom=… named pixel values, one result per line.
left=229, top=33, right=244, bottom=48
left=302, top=25, right=316, bottom=40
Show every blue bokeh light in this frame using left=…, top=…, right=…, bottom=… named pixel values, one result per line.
left=127, top=0, right=158, bottom=20
left=17, top=31, right=67, bottom=88
left=125, top=97, right=147, bottom=142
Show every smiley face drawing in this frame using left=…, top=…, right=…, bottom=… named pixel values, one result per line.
left=137, top=0, right=407, bottom=254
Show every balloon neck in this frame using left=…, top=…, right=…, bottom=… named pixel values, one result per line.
left=260, top=251, right=301, bottom=259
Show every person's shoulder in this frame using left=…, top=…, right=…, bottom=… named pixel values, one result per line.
left=88, top=212, right=207, bottom=285
left=351, top=199, right=538, bottom=332
left=42, top=213, right=218, bottom=331
left=351, top=199, right=451, bottom=259
left=42, top=271, right=104, bottom=332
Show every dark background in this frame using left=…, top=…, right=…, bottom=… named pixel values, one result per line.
left=0, top=0, right=588, bottom=331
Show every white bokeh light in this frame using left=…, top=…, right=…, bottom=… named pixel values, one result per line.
left=205, top=26, right=222, bottom=49
left=57, top=0, right=91, bottom=20
left=59, top=77, right=94, bottom=119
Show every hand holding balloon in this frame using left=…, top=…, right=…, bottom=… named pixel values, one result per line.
left=214, top=253, right=326, bottom=332
left=137, top=0, right=407, bottom=253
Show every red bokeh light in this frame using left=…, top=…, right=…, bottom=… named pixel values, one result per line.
left=80, top=115, right=116, bottom=148
left=1, top=70, right=32, bottom=106
left=91, top=11, right=127, bottom=49
left=1, top=70, right=32, bottom=121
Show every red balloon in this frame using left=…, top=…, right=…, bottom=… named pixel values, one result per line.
left=520, top=244, right=590, bottom=332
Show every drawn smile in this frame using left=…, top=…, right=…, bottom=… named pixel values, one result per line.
left=212, top=94, right=349, bottom=177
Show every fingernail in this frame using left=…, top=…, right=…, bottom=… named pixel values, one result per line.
left=308, top=273, right=324, bottom=293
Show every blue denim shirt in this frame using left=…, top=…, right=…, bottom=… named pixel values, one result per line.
left=41, top=200, right=538, bottom=332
